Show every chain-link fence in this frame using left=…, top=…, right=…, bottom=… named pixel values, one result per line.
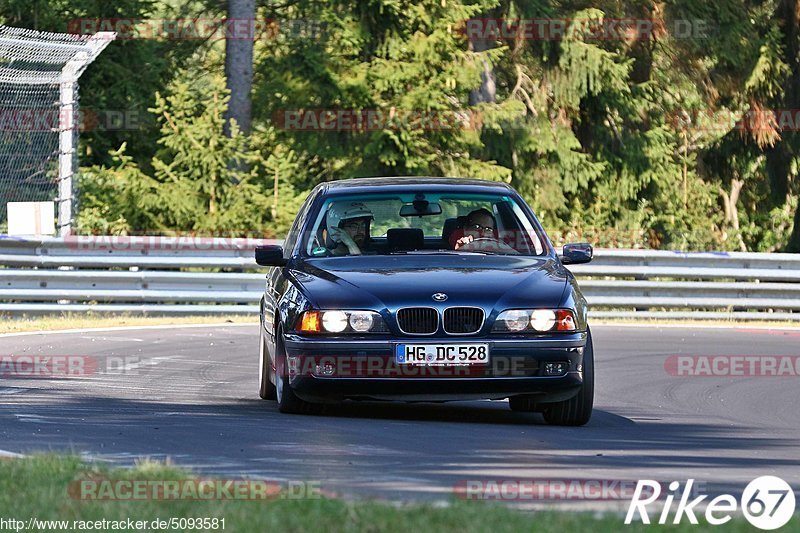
left=0, top=25, right=113, bottom=234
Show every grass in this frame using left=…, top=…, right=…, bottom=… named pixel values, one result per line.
left=0, top=455, right=796, bottom=532
left=0, top=314, right=257, bottom=334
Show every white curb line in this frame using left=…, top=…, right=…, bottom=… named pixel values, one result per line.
left=0, top=449, right=23, bottom=459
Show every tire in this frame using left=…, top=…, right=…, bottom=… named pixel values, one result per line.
left=274, top=327, right=323, bottom=415
left=258, top=324, right=277, bottom=400
left=542, top=328, right=594, bottom=426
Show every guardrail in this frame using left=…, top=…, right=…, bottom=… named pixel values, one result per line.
left=1, top=236, right=799, bottom=320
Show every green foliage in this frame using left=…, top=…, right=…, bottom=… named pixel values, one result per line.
left=0, top=0, right=204, bottom=170
left=21, top=0, right=797, bottom=250
left=78, top=73, right=286, bottom=237
left=76, top=144, right=155, bottom=234
left=147, top=76, right=271, bottom=233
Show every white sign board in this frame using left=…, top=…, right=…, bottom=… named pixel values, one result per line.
left=7, top=201, right=56, bottom=235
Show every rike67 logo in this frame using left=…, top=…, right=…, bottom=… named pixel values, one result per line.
left=626, top=476, right=796, bottom=530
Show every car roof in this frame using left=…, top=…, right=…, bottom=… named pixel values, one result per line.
left=316, top=177, right=516, bottom=196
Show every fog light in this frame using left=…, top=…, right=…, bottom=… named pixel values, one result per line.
left=543, top=362, right=568, bottom=376
left=287, top=356, right=300, bottom=376
left=314, top=362, right=336, bottom=376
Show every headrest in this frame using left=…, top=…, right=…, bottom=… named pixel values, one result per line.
left=441, top=218, right=459, bottom=241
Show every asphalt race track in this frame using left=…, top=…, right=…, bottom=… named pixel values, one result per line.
left=1, top=324, right=799, bottom=505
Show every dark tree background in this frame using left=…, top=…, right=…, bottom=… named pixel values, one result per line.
left=1, top=0, right=798, bottom=250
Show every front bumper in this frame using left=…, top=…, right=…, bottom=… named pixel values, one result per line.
left=282, top=332, right=588, bottom=402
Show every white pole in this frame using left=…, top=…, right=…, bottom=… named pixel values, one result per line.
left=56, top=33, right=114, bottom=237
left=57, top=59, right=80, bottom=237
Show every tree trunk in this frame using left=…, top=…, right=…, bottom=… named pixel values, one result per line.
left=773, top=0, right=800, bottom=250
left=788, top=201, right=800, bottom=252
left=629, top=2, right=655, bottom=84
left=468, top=3, right=508, bottom=106
left=469, top=37, right=496, bottom=105
left=272, top=167, right=279, bottom=220
left=224, top=0, right=255, bottom=136
left=719, top=179, right=747, bottom=252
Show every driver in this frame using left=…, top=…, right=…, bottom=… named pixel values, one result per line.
left=450, top=208, right=497, bottom=250
left=325, top=202, right=374, bottom=255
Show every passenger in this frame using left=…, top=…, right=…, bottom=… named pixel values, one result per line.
left=325, top=202, right=374, bottom=255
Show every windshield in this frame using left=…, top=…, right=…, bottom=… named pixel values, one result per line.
left=301, top=191, right=547, bottom=257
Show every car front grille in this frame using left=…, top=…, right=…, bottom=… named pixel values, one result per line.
left=443, top=307, right=484, bottom=334
left=396, top=307, right=438, bottom=334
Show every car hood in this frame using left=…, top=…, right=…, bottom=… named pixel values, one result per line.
left=288, top=254, right=568, bottom=312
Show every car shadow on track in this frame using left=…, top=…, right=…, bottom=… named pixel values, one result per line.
left=315, top=399, right=633, bottom=427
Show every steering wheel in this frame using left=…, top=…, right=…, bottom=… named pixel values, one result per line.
left=458, top=237, right=519, bottom=254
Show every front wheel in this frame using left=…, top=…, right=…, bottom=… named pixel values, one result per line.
left=274, top=328, right=323, bottom=415
left=542, top=328, right=594, bottom=426
left=258, top=325, right=276, bottom=400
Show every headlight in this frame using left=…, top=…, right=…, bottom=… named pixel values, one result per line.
left=493, top=309, right=577, bottom=333
left=530, top=310, right=556, bottom=331
left=502, top=310, right=529, bottom=332
left=348, top=311, right=374, bottom=332
left=297, top=310, right=387, bottom=334
left=322, top=311, right=348, bottom=333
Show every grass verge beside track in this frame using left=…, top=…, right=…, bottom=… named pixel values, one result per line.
left=0, top=314, right=256, bottom=334
left=0, top=455, right=794, bottom=532
left=593, top=318, right=800, bottom=328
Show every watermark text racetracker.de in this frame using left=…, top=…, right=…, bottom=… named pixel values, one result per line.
left=0, top=108, right=142, bottom=132
left=0, top=355, right=149, bottom=378
left=460, top=17, right=712, bottom=41
left=665, top=355, right=800, bottom=377
left=272, top=108, right=483, bottom=132
left=668, top=108, right=800, bottom=133
left=63, top=234, right=279, bottom=251
left=455, top=478, right=672, bottom=501
left=68, top=477, right=322, bottom=501
left=68, top=18, right=326, bottom=40
left=287, top=354, right=576, bottom=378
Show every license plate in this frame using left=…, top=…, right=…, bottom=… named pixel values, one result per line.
left=395, top=344, right=489, bottom=366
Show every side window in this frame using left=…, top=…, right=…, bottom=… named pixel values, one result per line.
left=509, top=200, right=544, bottom=254
left=283, top=191, right=317, bottom=256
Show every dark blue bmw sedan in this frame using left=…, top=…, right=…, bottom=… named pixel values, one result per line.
left=255, top=177, right=595, bottom=425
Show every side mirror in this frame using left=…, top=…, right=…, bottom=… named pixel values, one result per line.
left=255, top=245, right=286, bottom=267
left=561, top=243, right=593, bottom=265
